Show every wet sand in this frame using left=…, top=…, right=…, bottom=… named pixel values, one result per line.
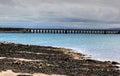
left=0, top=42, right=119, bottom=76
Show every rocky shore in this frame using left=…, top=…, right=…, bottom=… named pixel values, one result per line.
left=0, top=42, right=119, bottom=76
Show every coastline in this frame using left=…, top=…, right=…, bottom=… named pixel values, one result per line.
left=0, top=42, right=120, bottom=76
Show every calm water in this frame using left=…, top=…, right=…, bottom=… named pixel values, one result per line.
left=0, top=33, right=120, bottom=62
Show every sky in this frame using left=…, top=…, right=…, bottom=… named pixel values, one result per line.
left=0, top=0, right=120, bottom=28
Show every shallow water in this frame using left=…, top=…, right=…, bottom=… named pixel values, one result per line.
left=0, top=33, right=120, bottom=62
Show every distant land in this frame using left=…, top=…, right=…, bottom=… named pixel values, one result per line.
left=0, top=25, right=120, bottom=31
left=0, top=24, right=120, bottom=30
left=109, top=28, right=120, bottom=30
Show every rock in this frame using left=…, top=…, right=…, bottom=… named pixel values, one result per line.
left=112, top=61, right=120, bottom=65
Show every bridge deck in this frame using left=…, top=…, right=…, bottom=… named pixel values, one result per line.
left=26, top=28, right=120, bottom=34
left=0, top=28, right=120, bottom=34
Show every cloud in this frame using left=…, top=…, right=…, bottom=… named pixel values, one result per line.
left=0, top=0, right=15, bottom=5
left=0, top=0, right=120, bottom=24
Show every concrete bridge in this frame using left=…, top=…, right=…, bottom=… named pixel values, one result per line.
left=25, top=28, right=120, bottom=34
left=0, top=28, right=120, bottom=34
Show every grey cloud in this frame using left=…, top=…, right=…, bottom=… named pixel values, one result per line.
left=0, top=0, right=120, bottom=24
left=0, top=0, right=15, bottom=6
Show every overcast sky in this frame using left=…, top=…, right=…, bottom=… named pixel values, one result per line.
left=0, top=0, right=120, bottom=28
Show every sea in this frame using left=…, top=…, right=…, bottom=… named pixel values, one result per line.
left=0, top=33, right=120, bottom=62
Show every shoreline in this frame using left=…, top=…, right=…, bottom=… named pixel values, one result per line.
left=0, top=42, right=120, bottom=76
left=70, top=47, right=120, bottom=63
left=3, top=42, right=120, bottom=63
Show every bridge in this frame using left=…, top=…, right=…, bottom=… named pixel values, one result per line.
left=0, top=28, right=120, bottom=34
left=25, top=28, right=120, bottom=34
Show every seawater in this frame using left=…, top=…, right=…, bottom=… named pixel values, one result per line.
left=0, top=33, right=120, bottom=62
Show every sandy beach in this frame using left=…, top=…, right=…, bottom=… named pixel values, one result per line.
left=0, top=42, right=119, bottom=76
